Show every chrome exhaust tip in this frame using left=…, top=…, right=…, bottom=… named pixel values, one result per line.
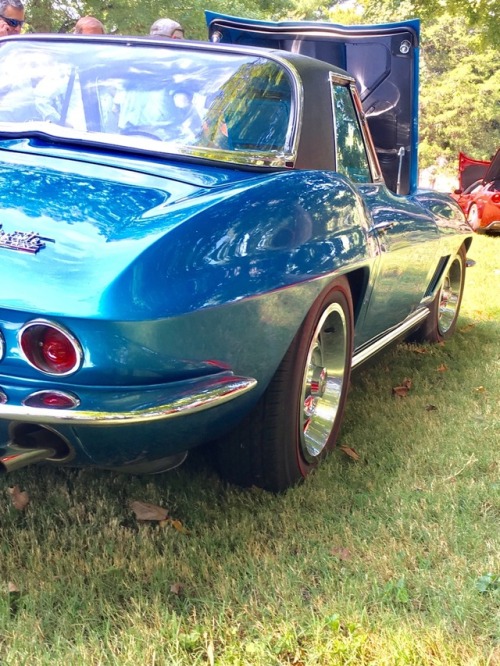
left=0, top=424, right=72, bottom=474
left=0, top=445, right=57, bottom=474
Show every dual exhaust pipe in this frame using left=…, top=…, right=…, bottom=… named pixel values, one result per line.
left=0, top=425, right=70, bottom=474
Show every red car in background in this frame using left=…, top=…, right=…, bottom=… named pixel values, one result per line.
left=452, top=149, right=500, bottom=233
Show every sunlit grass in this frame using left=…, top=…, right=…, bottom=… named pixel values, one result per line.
left=1, top=235, right=499, bottom=665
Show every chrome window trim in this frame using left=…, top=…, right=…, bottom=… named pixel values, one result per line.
left=329, top=72, right=383, bottom=183
left=0, top=329, right=4, bottom=362
left=348, top=82, right=383, bottom=182
left=0, top=122, right=298, bottom=170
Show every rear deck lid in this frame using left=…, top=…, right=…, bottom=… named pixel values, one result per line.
left=458, top=151, right=491, bottom=190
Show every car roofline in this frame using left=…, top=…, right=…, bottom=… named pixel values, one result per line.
left=2, top=32, right=357, bottom=78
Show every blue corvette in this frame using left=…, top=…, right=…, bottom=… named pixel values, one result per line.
left=0, top=16, right=472, bottom=491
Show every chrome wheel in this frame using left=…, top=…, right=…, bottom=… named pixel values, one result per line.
left=438, top=256, right=463, bottom=335
left=411, top=246, right=466, bottom=344
left=300, top=302, right=348, bottom=462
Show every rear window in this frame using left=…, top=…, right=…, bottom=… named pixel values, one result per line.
left=0, top=40, right=294, bottom=163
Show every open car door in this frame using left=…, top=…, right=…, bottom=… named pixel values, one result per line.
left=206, top=12, right=420, bottom=196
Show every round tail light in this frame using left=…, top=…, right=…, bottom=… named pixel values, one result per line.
left=19, top=320, right=82, bottom=375
left=491, top=193, right=500, bottom=204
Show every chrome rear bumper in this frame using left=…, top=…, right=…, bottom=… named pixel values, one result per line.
left=0, top=373, right=257, bottom=426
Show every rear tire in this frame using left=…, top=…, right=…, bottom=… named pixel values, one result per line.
left=216, top=277, right=354, bottom=492
left=414, top=246, right=466, bottom=343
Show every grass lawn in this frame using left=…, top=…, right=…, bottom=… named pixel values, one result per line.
left=1, top=235, right=499, bottom=665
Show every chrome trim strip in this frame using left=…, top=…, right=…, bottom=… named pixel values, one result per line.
left=0, top=375, right=257, bottom=425
left=207, top=19, right=419, bottom=45
left=177, top=145, right=295, bottom=168
left=0, top=119, right=295, bottom=170
left=328, top=74, right=383, bottom=184
left=352, top=309, right=429, bottom=368
left=0, top=330, right=4, bottom=362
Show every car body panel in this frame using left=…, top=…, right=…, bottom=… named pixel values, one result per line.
left=0, top=143, right=371, bottom=320
left=0, top=32, right=472, bottom=476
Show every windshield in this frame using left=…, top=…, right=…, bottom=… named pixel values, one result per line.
left=0, top=40, right=294, bottom=164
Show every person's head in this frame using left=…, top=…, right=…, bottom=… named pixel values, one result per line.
left=74, top=16, right=105, bottom=35
left=149, top=18, right=184, bottom=39
left=0, top=0, right=25, bottom=36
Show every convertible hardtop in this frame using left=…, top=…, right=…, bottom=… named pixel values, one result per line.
left=0, top=35, right=363, bottom=173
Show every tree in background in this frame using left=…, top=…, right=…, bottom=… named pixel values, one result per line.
left=418, top=14, right=499, bottom=166
left=24, top=0, right=293, bottom=37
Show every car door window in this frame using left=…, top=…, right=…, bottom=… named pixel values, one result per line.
left=331, top=82, right=372, bottom=183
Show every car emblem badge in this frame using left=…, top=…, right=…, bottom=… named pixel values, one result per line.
left=0, top=224, right=54, bottom=254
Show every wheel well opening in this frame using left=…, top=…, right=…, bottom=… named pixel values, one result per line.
left=345, top=268, right=368, bottom=324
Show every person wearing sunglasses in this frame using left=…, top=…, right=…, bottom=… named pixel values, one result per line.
left=0, top=0, right=24, bottom=36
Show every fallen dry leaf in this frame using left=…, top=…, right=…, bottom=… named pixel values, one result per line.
left=392, top=378, right=412, bottom=397
left=437, top=363, right=448, bottom=372
left=412, top=346, right=428, bottom=354
left=339, top=445, right=360, bottom=461
left=169, top=518, right=189, bottom=534
left=474, top=386, right=486, bottom=393
left=170, top=582, right=183, bottom=595
left=331, top=547, right=352, bottom=561
left=8, top=582, right=20, bottom=594
left=425, top=404, right=438, bottom=411
left=8, top=486, right=30, bottom=511
left=129, top=500, right=168, bottom=522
